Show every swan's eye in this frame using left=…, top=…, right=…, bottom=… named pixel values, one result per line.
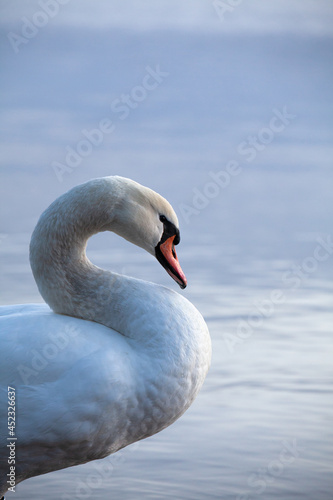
left=159, top=215, right=167, bottom=223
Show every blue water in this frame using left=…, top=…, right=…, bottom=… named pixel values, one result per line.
left=1, top=2, right=333, bottom=498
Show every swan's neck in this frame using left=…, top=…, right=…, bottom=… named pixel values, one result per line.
left=30, top=179, right=129, bottom=333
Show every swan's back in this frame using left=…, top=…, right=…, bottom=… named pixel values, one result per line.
left=0, top=303, right=136, bottom=482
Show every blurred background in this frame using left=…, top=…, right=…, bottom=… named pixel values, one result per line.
left=1, top=1, right=332, bottom=499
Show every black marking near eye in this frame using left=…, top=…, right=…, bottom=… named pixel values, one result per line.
left=159, top=216, right=180, bottom=245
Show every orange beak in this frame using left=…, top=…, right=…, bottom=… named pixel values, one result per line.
left=156, top=235, right=187, bottom=289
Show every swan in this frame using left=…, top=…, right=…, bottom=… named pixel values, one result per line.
left=0, top=176, right=211, bottom=497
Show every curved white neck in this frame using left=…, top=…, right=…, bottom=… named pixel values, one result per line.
left=30, top=179, right=134, bottom=334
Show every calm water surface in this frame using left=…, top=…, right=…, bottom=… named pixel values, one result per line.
left=1, top=2, right=333, bottom=498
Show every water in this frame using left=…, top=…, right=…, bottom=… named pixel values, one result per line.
left=1, top=2, right=333, bottom=498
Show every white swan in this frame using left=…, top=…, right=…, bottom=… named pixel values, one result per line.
left=0, top=176, right=211, bottom=496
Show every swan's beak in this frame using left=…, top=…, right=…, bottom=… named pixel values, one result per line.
left=155, top=235, right=187, bottom=289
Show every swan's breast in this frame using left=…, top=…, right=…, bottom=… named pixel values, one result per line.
left=0, top=293, right=210, bottom=474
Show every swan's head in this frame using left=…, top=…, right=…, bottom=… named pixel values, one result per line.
left=109, top=176, right=187, bottom=289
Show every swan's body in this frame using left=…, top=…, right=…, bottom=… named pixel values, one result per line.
left=0, top=176, right=211, bottom=495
